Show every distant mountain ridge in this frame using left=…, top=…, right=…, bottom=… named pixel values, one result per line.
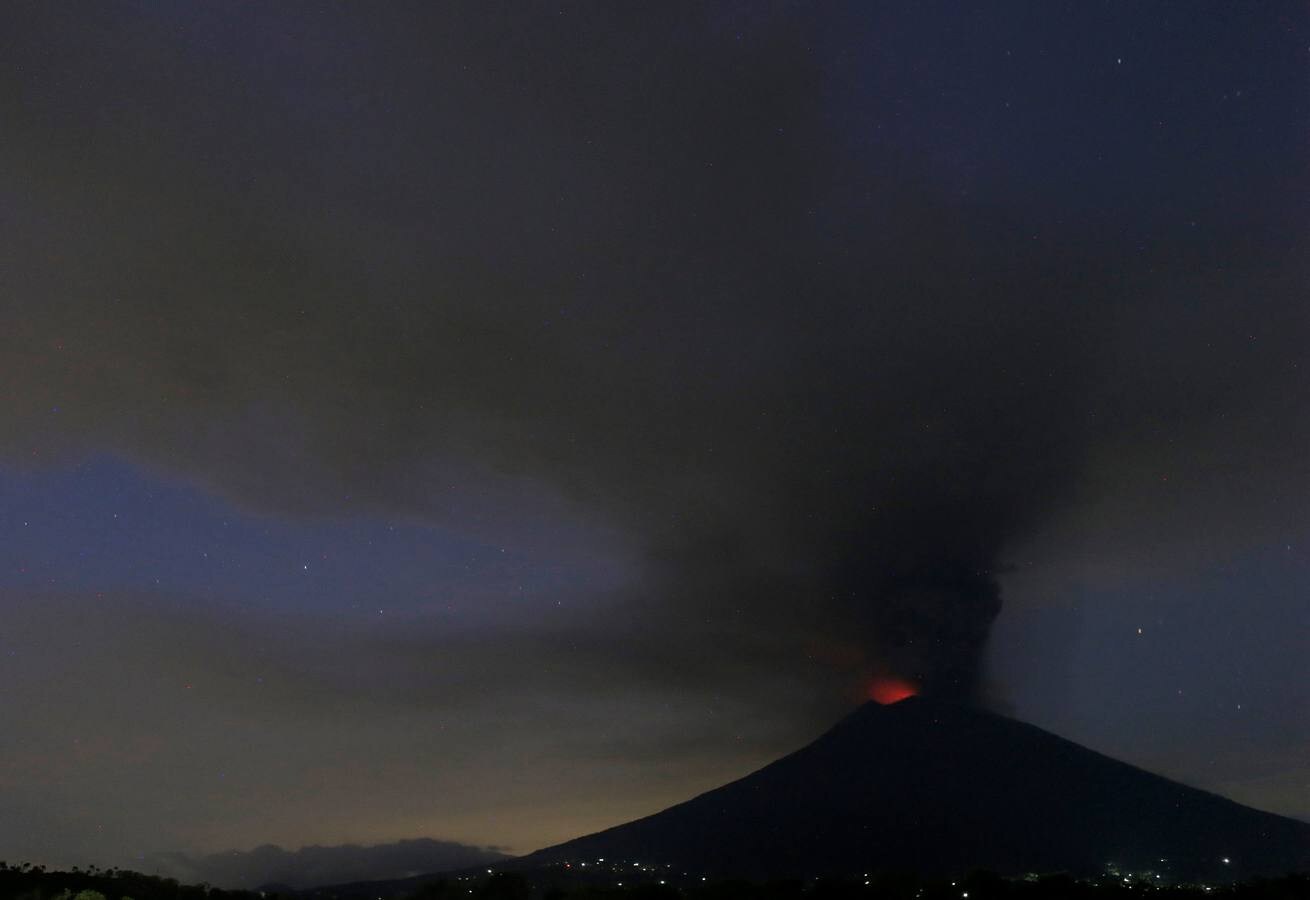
left=149, top=838, right=509, bottom=890
left=522, top=697, right=1310, bottom=881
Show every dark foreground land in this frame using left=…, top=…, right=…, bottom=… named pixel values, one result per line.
left=3, top=865, right=1309, bottom=900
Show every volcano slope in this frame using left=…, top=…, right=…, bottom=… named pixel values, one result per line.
left=523, top=697, right=1310, bottom=881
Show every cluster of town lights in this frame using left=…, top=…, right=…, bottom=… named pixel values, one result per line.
left=545, top=853, right=1237, bottom=891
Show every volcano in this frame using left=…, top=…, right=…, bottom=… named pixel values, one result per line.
left=522, top=697, right=1310, bottom=881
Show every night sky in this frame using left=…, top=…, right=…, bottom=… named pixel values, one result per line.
left=1, top=1, right=1307, bottom=882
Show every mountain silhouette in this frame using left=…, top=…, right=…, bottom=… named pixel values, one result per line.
left=522, top=697, right=1310, bottom=881
left=149, top=838, right=509, bottom=890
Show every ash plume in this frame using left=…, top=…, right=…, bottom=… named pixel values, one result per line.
left=1, top=4, right=1303, bottom=708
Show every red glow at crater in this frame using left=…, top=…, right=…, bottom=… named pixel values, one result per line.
left=868, top=677, right=919, bottom=705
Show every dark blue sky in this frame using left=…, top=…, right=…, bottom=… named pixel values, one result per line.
left=0, top=1, right=1305, bottom=880
left=0, top=456, right=615, bottom=618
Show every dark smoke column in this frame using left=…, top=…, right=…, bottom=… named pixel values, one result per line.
left=865, top=564, right=1003, bottom=703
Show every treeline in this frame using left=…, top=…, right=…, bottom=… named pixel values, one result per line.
left=398, top=871, right=1310, bottom=900
left=0, top=862, right=291, bottom=900
left=3, top=866, right=1308, bottom=900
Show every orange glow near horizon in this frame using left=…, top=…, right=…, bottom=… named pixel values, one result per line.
left=867, top=677, right=919, bottom=705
